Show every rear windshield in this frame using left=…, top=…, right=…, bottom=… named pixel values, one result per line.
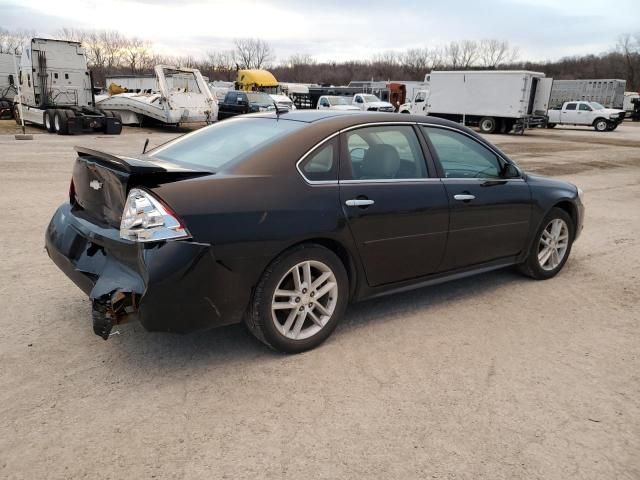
left=149, top=118, right=304, bottom=170
left=247, top=92, right=273, bottom=104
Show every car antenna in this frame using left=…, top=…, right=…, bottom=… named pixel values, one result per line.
left=142, top=138, right=150, bottom=154
left=272, top=99, right=280, bottom=119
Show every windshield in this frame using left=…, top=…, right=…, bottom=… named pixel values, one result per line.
left=149, top=118, right=304, bottom=170
left=247, top=92, right=273, bottom=104
left=590, top=102, right=605, bottom=110
left=362, top=95, right=380, bottom=103
left=328, top=97, right=349, bottom=105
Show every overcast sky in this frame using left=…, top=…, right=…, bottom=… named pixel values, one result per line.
left=1, top=0, right=637, bottom=62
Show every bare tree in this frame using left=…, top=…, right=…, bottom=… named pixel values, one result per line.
left=617, top=33, right=639, bottom=91
left=122, top=37, right=151, bottom=73
left=479, top=39, right=519, bottom=68
left=445, top=41, right=462, bottom=69
left=459, top=40, right=479, bottom=68
left=100, top=30, right=126, bottom=70
left=233, top=38, right=274, bottom=69
left=0, top=28, right=35, bottom=54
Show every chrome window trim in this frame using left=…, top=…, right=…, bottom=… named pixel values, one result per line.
left=296, top=121, right=524, bottom=185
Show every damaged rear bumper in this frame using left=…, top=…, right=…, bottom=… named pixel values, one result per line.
left=45, top=203, right=249, bottom=338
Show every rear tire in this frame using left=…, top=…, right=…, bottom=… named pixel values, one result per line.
left=479, top=116, right=497, bottom=134
left=518, top=207, right=574, bottom=280
left=54, top=110, right=69, bottom=135
left=44, top=110, right=55, bottom=132
left=546, top=123, right=556, bottom=128
left=245, top=244, right=349, bottom=353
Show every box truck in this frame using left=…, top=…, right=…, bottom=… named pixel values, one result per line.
left=13, top=38, right=121, bottom=134
left=407, top=70, right=552, bottom=134
left=549, top=79, right=626, bottom=110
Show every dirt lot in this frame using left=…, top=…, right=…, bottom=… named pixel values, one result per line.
left=1, top=120, right=639, bottom=479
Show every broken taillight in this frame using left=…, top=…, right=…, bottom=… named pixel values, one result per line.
left=120, top=188, right=189, bottom=243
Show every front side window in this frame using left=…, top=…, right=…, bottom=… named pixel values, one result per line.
left=299, top=139, right=337, bottom=182
left=344, top=125, right=427, bottom=180
left=423, top=127, right=504, bottom=179
left=150, top=118, right=304, bottom=171
left=415, top=91, right=426, bottom=102
left=579, top=103, right=592, bottom=111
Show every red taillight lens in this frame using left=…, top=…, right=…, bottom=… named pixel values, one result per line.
left=69, top=178, right=76, bottom=205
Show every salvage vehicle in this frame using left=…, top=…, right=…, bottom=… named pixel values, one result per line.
left=317, top=95, right=360, bottom=111
left=352, top=93, right=395, bottom=112
left=13, top=38, right=121, bottom=135
left=217, top=90, right=275, bottom=120
left=405, top=71, right=553, bottom=134
left=45, top=111, right=584, bottom=353
left=96, top=65, right=217, bottom=125
left=546, top=101, right=625, bottom=131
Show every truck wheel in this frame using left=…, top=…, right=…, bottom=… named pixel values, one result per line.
left=400, top=110, right=410, bottom=114
left=44, top=110, right=56, bottom=133
left=479, top=117, right=497, bottom=134
left=594, top=119, right=608, bottom=132
left=546, top=123, right=556, bottom=128
left=54, top=110, right=69, bottom=135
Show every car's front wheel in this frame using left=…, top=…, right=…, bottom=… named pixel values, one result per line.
left=246, top=244, right=349, bottom=353
left=519, top=208, right=574, bottom=280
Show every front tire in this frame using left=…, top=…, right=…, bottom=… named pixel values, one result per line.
left=546, top=123, right=556, bottom=128
left=246, top=244, right=349, bottom=353
left=594, top=118, right=608, bottom=132
left=518, top=208, right=574, bottom=280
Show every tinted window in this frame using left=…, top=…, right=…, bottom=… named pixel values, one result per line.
left=345, top=125, right=427, bottom=180
left=150, top=118, right=304, bottom=170
left=224, top=92, right=236, bottom=103
left=579, top=103, right=592, bottom=111
left=566, top=103, right=577, bottom=110
left=299, top=139, right=337, bottom=181
left=423, top=127, right=502, bottom=179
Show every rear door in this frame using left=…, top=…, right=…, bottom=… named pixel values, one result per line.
left=532, top=78, right=553, bottom=115
left=421, top=125, right=532, bottom=271
left=339, top=124, right=449, bottom=286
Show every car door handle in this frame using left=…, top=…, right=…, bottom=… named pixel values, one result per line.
left=345, top=199, right=375, bottom=207
left=454, top=194, right=476, bottom=201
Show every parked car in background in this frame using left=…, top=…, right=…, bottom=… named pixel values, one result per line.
left=352, top=93, right=395, bottom=112
left=547, top=101, right=625, bottom=131
left=317, top=95, right=360, bottom=111
left=217, top=90, right=275, bottom=120
left=45, top=111, right=584, bottom=353
left=270, top=93, right=296, bottom=111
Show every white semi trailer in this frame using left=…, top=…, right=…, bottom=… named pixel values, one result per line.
left=549, top=79, right=626, bottom=110
left=403, top=70, right=553, bottom=134
left=14, top=38, right=121, bottom=134
left=0, top=53, right=17, bottom=119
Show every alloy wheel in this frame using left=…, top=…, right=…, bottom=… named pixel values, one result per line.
left=271, top=260, right=338, bottom=340
left=537, top=218, right=569, bottom=271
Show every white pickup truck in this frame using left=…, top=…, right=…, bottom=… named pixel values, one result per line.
left=317, top=95, right=360, bottom=111
left=547, top=101, right=625, bottom=132
left=352, top=93, right=395, bottom=112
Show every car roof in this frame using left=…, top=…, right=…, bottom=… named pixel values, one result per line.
left=252, top=110, right=465, bottom=129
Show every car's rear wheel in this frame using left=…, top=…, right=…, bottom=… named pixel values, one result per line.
left=246, top=244, right=348, bottom=353
left=518, top=208, right=574, bottom=280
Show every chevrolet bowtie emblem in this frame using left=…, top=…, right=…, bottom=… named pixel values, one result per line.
left=89, top=180, right=102, bottom=191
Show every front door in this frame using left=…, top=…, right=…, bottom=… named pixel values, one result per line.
left=339, top=124, right=449, bottom=286
left=421, top=126, right=532, bottom=271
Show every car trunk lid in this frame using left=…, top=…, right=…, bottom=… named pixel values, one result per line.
left=71, top=146, right=209, bottom=228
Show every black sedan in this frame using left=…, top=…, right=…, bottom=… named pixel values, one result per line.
left=46, top=111, right=584, bottom=353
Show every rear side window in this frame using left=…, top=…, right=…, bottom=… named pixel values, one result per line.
left=299, top=138, right=338, bottom=182
left=150, top=118, right=304, bottom=170
left=344, top=125, right=427, bottom=180
left=566, top=103, right=577, bottom=110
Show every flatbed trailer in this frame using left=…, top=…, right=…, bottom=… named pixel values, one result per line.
left=14, top=38, right=121, bottom=135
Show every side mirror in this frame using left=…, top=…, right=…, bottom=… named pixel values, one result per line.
left=8, top=74, right=14, bottom=86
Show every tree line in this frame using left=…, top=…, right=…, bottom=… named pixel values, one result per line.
left=1, top=27, right=638, bottom=91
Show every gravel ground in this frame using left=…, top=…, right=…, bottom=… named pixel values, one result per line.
left=0, top=120, right=639, bottom=479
